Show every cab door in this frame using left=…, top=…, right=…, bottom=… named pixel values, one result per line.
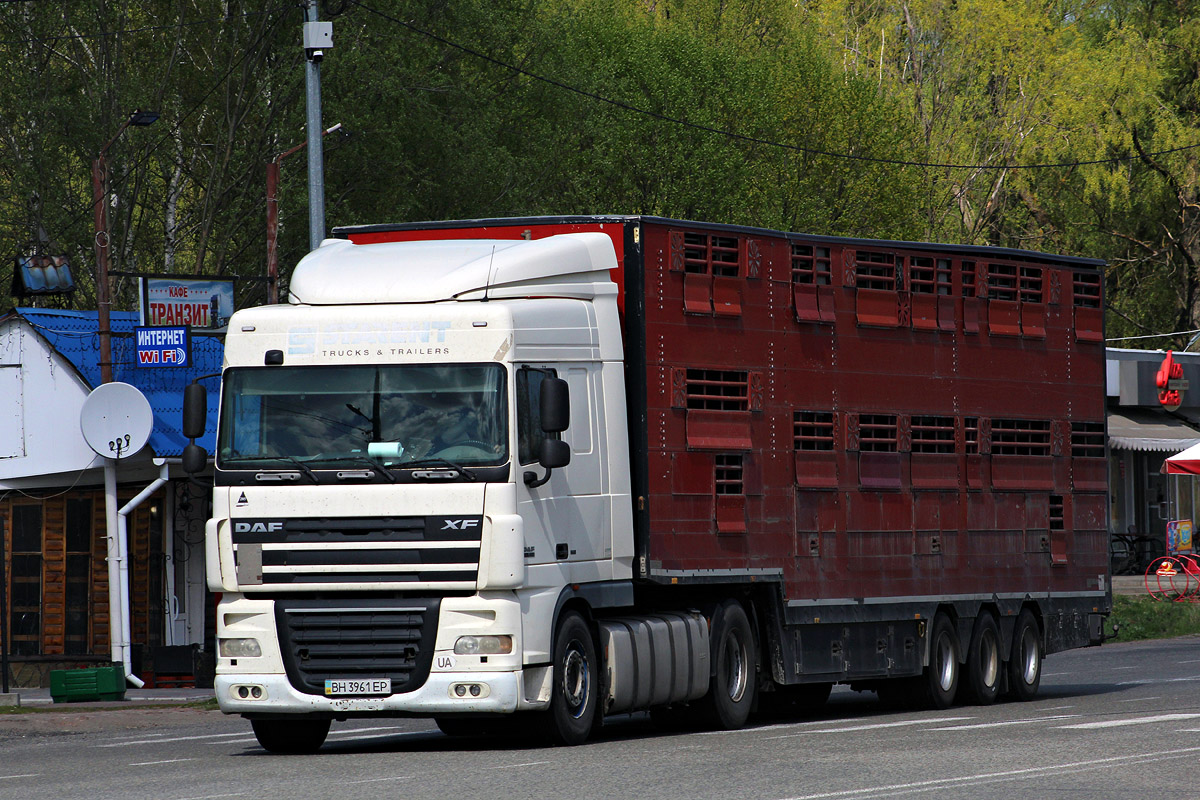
left=515, top=364, right=608, bottom=568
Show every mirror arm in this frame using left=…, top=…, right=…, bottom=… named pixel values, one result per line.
left=523, top=467, right=553, bottom=488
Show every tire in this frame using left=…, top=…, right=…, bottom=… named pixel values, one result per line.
left=922, top=614, right=960, bottom=709
left=1005, top=609, right=1043, bottom=701
left=699, top=600, right=757, bottom=730
left=545, top=611, right=598, bottom=746
left=250, top=718, right=330, bottom=754
left=963, top=613, right=1002, bottom=705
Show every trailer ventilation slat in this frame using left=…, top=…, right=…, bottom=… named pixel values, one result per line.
left=685, top=369, right=749, bottom=411
left=794, top=411, right=835, bottom=451
left=275, top=599, right=440, bottom=695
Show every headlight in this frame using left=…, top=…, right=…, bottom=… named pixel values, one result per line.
left=454, top=635, right=513, bottom=655
left=218, top=637, right=262, bottom=658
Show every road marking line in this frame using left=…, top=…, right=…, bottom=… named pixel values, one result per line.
left=175, top=794, right=246, bottom=800
left=98, top=732, right=257, bottom=747
left=0, top=774, right=42, bottom=781
left=778, top=745, right=1200, bottom=800
left=1117, top=675, right=1200, bottom=686
left=130, top=758, right=197, bottom=767
left=347, top=776, right=412, bottom=784
left=1059, top=712, right=1200, bottom=729
left=1176, top=659, right=1200, bottom=664
left=929, top=715, right=1079, bottom=730
left=764, top=716, right=972, bottom=739
left=488, top=761, right=551, bottom=770
left=1117, top=696, right=1161, bottom=703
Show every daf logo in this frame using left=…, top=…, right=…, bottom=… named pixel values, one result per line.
left=233, top=521, right=284, bottom=533
left=441, top=519, right=480, bottom=531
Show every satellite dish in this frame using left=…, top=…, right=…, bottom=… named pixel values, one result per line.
left=80, top=382, right=154, bottom=460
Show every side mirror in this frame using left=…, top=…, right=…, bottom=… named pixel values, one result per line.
left=183, top=383, right=208, bottom=439
left=540, top=377, right=570, bottom=433
left=182, top=442, right=208, bottom=475
left=539, top=438, right=571, bottom=470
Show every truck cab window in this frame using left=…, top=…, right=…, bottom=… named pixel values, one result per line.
left=517, top=367, right=557, bottom=465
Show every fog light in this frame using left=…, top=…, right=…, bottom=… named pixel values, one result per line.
left=250, top=686, right=263, bottom=699
left=454, top=635, right=513, bottom=655
left=238, top=686, right=249, bottom=699
left=219, top=638, right=262, bottom=658
left=469, top=684, right=481, bottom=697
left=455, top=684, right=467, bottom=697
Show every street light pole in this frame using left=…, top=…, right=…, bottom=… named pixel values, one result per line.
left=302, top=1, right=333, bottom=252
left=266, top=123, right=341, bottom=304
left=92, top=110, right=159, bottom=384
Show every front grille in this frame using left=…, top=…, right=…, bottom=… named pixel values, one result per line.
left=275, top=597, right=440, bottom=696
left=231, top=516, right=482, bottom=590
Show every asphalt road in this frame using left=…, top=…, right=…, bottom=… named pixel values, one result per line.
left=5, top=635, right=1200, bottom=800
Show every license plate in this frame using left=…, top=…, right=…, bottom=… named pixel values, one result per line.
left=324, top=678, right=391, bottom=696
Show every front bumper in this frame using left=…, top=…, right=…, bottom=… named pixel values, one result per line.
left=216, top=670, right=521, bottom=717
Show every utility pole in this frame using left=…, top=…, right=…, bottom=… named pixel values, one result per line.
left=93, top=110, right=159, bottom=384
left=266, top=123, right=341, bottom=304
left=302, top=1, right=333, bottom=252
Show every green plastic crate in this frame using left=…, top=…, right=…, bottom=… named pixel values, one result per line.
left=49, top=665, right=127, bottom=703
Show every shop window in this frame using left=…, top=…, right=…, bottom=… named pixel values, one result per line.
left=10, top=504, right=43, bottom=656
left=64, top=498, right=93, bottom=655
left=792, top=244, right=834, bottom=323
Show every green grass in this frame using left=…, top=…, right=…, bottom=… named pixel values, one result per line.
left=1111, top=594, right=1200, bottom=642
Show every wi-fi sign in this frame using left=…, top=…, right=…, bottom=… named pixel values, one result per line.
left=134, top=326, right=191, bottom=368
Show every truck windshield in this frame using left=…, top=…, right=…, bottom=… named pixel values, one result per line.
left=216, top=363, right=507, bottom=469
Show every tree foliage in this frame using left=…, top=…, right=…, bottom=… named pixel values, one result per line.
left=2, top=0, right=1200, bottom=343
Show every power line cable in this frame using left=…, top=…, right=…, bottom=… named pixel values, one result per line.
left=350, top=0, right=1200, bottom=172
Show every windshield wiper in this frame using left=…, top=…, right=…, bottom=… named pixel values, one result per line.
left=310, top=455, right=397, bottom=483
left=223, top=455, right=319, bottom=483
left=402, top=456, right=477, bottom=481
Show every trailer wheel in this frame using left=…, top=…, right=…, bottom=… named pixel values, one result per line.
left=546, top=611, right=598, bottom=745
left=701, top=600, right=757, bottom=730
left=1005, top=609, right=1043, bottom=701
left=250, top=718, right=330, bottom=754
left=922, top=614, right=960, bottom=709
left=963, top=613, right=1001, bottom=705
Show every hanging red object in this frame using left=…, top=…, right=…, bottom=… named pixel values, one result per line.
left=1157, top=350, right=1187, bottom=411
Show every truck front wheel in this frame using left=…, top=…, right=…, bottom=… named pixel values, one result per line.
left=546, top=611, right=598, bottom=745
left=250, top=718, right=330, bottom=754
left=701, top=600, right=757, bottom=730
